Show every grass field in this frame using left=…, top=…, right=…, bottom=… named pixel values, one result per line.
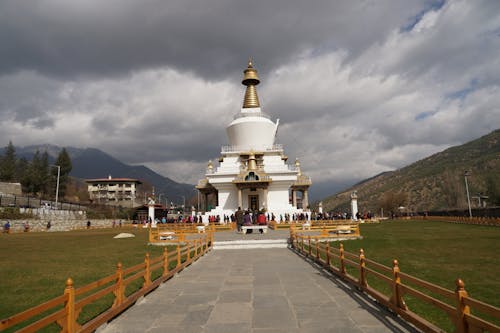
left=0, top=220, right=499, bottom=332
left=344, top=220, right=500, bottom=306
left=341, top=219, right=500, bottom=331
left=0, top=227, right=165, bottom=322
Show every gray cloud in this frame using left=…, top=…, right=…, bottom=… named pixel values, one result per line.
left=0, top=0, right=430, bottom=79
left=0, top=0, right=499, bottom=200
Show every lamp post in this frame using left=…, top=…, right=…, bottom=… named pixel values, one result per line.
left=464, top=171, right=472, bottom=218
left=181, top=195, right=186, bottom=212
left=52, top=165, right=60, bottom=210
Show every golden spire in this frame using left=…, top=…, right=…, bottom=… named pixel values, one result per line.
left=242, top=58, right=261, bottom=108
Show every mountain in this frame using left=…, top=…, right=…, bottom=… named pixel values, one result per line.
left=322, top=129, right=500, bottom=214
left=16, top=145, right=196, bottom=205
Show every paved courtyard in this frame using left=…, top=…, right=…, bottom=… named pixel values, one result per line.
left=99, top=233, right=419, bottom=333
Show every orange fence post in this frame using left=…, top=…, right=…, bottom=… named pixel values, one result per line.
left=359, top=249, right=368, bottom=288
left=64, top=278, right=77, bottom=333
left=308, top=236, right=312, bottom=257
left=113, top=263, right=125, bottom=307
left=455, top=278, right=471, bottom=333
left=143, top=253, right=151, bottom=288
left=315, top=238, right=320, bottom=260
left=194, top=239, right=198, bottom=258
left=339, top=243, right=346, bottom=275
left=187, top=241, right=191, bottom=262
left=162, top=247, right=169, bottom=277
left=390, top=260, right=407, bottom=310
left=325, top=243, right=330, bottom=267
left=301, top=235, right=304, bottom=253
left=176, top=243, right=181, bottom=267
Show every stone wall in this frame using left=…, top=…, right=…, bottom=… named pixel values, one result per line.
left=1, top=209, right=129, bottom=232
left=0, top=182, right=22, bottom=196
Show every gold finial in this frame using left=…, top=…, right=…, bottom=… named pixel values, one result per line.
left=207, top=160, right=213, bottom=171
left=242, top=58, right=260, bottom=108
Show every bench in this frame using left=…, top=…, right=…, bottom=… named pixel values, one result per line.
left=241, top=225, right=268, bottom=234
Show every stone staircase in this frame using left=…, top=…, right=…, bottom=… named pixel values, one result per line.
left=213, top=239, right=289, bottom=250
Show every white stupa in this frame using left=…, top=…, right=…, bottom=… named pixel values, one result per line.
left=196, top=60, right=311, bottom=218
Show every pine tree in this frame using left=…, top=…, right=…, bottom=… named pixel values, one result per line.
left=39, top=151, right=50, bottom=197
left=55, top=148, right=72, bottom=199
left=0, top=141, right=17, bottom=181
left=18, top=157, right=31, bottom=193
left=29, top=151, right=42, bottom=194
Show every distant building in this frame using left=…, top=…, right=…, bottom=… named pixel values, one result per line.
left=86, top=176, right=142, bottom=207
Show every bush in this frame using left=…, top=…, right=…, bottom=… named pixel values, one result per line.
left=0, top=207, right=34, bottom=219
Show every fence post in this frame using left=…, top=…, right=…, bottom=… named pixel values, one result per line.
left=143, top=253, right=151, bottom=288
left=339, top=243, right=346, bottom=275
left=455, top=278, right=470, bottom=333
left=301, top=235, right=304, bottom=253
left=308, top=236, right=312, bottom=257
left=359, top=249, right=368, bottom=288
left=113, top=263, right=125, bottom=307
left=176, top=243, right=181, bottom=268
left=162, top=247, right=169, bottom=277
left=187, top=241, right=191, bottom=262
left=315, top=238, right=320, bottom=260
left=64, top=278, right=76, bottom=333
left=390, top=260, right=407, bottom=310
left=194, top=239, right=198, bottom=258
left=325, top=243, right=330, bottom=267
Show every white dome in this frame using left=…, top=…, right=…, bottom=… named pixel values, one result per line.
left=226, top=112, right=278, bottom=151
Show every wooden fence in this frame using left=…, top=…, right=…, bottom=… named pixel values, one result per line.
left=289, top=231, right=500, bottom=333
left=269, top=220, right=363, bottom=230
left=289, top=222, right=361, bottom=240
left=417, top=215, right=500, bottom=227
left=0, top=233, right=213, bottom=333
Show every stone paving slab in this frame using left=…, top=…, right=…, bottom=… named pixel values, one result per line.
left=99, top=248, right=419, bottom=333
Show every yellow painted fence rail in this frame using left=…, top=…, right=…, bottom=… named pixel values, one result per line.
left=290, top=230, right=500, bottom=333
left=0, top=233, right=213, bottom=333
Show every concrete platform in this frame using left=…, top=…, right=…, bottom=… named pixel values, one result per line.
left=98, top=246, right=419, bottom=333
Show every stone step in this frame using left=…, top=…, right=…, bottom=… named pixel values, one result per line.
left=213, top=239, right=289, bottom=250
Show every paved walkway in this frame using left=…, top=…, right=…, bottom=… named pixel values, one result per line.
left=99, top=229, right=418, bottom=333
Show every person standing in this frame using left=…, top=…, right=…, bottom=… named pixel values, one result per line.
left=235, top=207, right=244, bottom=232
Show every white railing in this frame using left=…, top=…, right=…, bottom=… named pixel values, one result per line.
left=221, top=144, right=284, bottom=153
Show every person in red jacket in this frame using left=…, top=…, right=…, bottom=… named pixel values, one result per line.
left=257, top=212, right=266, bottom=225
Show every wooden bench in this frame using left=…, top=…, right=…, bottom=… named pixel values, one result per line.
left=241, top=225, right=268, bottom=234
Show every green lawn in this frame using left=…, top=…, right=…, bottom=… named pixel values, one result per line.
left=0, top=227, right=165, bottom=321
left=339, top=219, right=500, bottom=331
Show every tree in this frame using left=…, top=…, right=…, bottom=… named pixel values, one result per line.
left=485, top=175, right=500, bottom=206
left=0, top=141, right=17, bottom=181
left=29, top=151, right=42, bottom=194
left=379, top=191, right=408, bottom=217
left=55, top=148, right=72, bottom=199
left=441, top=171, right=465, bottom=209
left=39, top=151, right=50, bottom=197
left=18, top=157, right=30, bottom=192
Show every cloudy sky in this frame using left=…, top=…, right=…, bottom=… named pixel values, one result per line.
left=1, top=0, right=499, bottom=200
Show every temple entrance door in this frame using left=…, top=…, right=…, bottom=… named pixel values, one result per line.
left=249, top=195, right=259, bottom=211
